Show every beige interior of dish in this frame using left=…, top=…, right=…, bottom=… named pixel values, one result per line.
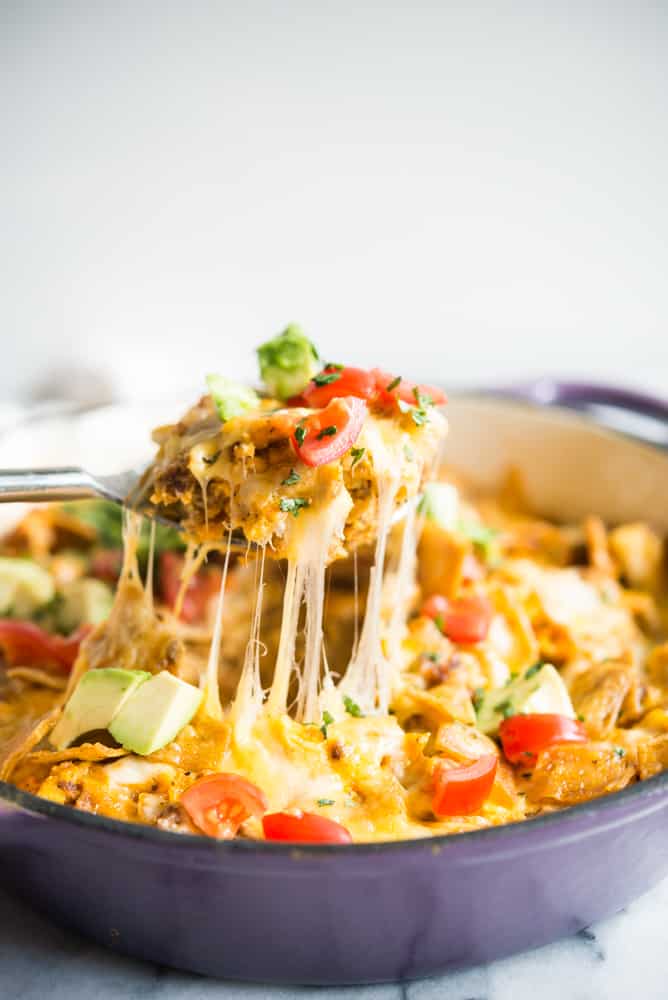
left=445, top=397, right=668, bottom=531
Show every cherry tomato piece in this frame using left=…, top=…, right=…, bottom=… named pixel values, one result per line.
left=499, top=714, right=588, bottom=764
left=0, top=620, right=91, bottom=673
left=292, top=396, right=367, bottom=468
left=432, top=754, right=498, bottom=816
left=262, top=810, right=353, bottom=843
left=159, top=551, right=222, bottom=624
left=371, top=369, right=447, bottom=407
left=421, top=593, right=493, bottom=644
left=301, top=366, right=376, bottom=408
left=89, top=548, right=123, bottom=583
left=421, top=593, right=449, bottom=621
left=181, top=773, right=268, bottom=839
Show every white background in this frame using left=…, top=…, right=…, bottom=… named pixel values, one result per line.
left=1, top=2, right=667, bottom=402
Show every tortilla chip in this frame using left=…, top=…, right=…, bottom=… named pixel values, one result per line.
left=0, top=706, right=62, bottom=781
left=26, top=742, right=127, bottom=766
left=6, top=668, right=68, bottom=690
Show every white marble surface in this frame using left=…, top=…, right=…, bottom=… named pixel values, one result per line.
left=1, top=877, right=667, bottom=1000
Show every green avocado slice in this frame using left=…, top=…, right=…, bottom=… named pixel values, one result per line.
left=0, top=557, right=55, bottom=618
left=50, top=668, right=151, bottom=750
left=109, top=671, right=203, bottom=756
left=57, top=578, right=114, bottom=632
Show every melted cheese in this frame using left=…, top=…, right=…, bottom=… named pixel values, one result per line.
left=265, top=483, right=352, bottom=723
left=339, top=420, right=421, bottom=716
left=145, top=519, right=156, bottom=613
left=339, top=473, right=397, bottom=714
left=29, top=400, right=453, bottom=838
left=229, top=547, right=268, bottom=739
left=202, top=527, right=233, bottom=719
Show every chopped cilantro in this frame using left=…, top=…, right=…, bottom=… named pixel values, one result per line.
left=410, top=406, right=429, bottom=427
left=317, top=798, right=335, bottom=807
left=202, top=450, right=221, bottom=465
left=343, top=695, right=363, bottom=717
left=496, top=698, right=516, bottom=719
left=316, top=425, right=337, bottom=440
left=434, top=613, right=445, bottom=633
left=320, top=710, right=334, bottom=739
left=472, top=687, right=485, bottom=712
left=312, top=370, right=342, bottom=387
left=395, top=387, right=434, bottom=426
left=295, top=421, right=307, bottom=446
left=424, top=651, right=440, bottom=662
left=524, top=662, right=545, bottom=680
left=614, top=747, right=626, bottom=758
left=386, top=375, right=402, bottom=392
left=279, top=497, right=310, bottom=518
left=281, top=469, right=301, bottom=486
left=350, top=446, right=365, bottom=466
left=577, top=713, right=586, bottom=723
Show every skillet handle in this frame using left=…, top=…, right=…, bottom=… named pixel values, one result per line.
left=484, top=378, right=668, bottom=449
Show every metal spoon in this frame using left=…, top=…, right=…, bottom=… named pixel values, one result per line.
left=0, top=466, right=411, bottom=549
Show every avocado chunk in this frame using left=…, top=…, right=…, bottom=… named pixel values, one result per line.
left=206, top=374, right=259, bottom=423
left=109, top=671, right=203, bottom=756
left=57, top=578, right=114, bottom=632
left=476, top=663, right=575, bottom=735
left=0, top=557, right=55, bottom=618
left=50, top=668, right=151, bottom=750
left=256, top=324, right=320, bottom=399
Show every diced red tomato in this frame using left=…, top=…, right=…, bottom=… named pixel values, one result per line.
left=432, top=754, right=498, bottom=816
left=262, top=810, right=353, bottom=844
left=293, top=365, right=447, bottom=413
left=159, top=551, right=223, bottom=624
left=421, top=593, right=493, bottom=644
left=292, top=396, right=367, bottom=468
left=301, top=366, right=376, bottom=408
left=421, top=593, right=449, bottom=622
left=0, top=620, right=91, bottom=673
left=371, top=369, right=447, bottom=408
left=181, top=773, right=268, bottom=839
left=89, top=548, right=123, bottom=583
left=284, top=394, right=308, bottom=407
left=499, top=714, right=588, bottom=764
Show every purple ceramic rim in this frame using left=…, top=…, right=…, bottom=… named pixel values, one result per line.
left=1, top=377, right=667, bottom=857
left=477, top=378, right=668, bottom=422
left=459, top=378, right=668, bottom=447
left=2, top=754, right=667, bottom=860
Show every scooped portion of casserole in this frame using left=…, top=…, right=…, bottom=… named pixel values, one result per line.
left=0, top=325, right=666, bottom=844
left=146, top=349, right=446, bottom=561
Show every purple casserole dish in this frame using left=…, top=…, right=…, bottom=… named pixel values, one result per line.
left=1, top=380, right=667, bottom=984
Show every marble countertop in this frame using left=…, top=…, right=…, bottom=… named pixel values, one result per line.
left=1, top=876, right=666, bottom=1000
